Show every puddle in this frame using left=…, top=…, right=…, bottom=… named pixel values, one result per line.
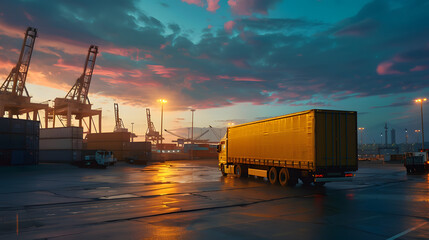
left=99, top=194, right=139, bottom=200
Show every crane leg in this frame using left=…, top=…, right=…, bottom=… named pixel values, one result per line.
left=89, top=116, right=92, bottom=133
left=45, top=109, right=48, bottom=128
left=67, top=105, right=71, bottom=127
left=98, top=112, right=102, bottom=133
left=0, top=105, right=4, bottom=117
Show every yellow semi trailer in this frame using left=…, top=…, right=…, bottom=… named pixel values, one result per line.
left=218, top=109, right=358, bottom=186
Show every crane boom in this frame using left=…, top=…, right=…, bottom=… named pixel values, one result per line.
left=194, top=129, right=209, bottom=140
left=65, top=45, right=98, bottom=104
left=164, top=129, right=186, bottom=139
left=0, top=27, right=37, bottom=96
left=114, top=103, right=125, bottom=132
left=145, top=108, right=162, bottom=143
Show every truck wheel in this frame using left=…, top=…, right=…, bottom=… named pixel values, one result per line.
left=268, top=167, right=278, bottom=184
left=220, top=164, right=227, bottom=176
left=235, top=165, right=243, bottom=177
left=278, top=168, right=289, bottom=186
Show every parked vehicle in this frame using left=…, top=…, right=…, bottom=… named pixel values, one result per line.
left=404, top=150, right=429, bottom=174
left=218, top=109, right=358, bottom=186
left=81, top=150, right=116, bottom=168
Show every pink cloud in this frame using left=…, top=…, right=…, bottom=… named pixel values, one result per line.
left=228, top=0, right=279, bottom=16
left=216, top=75, right=231, bottom=79
left=24, top=11, right=33, bottom=21
left=144, top=54, right=153, bottom=59
left=0, top=59, right=15, bottom=71
left=410, top=65, right=429, bottom=72
left=224, top=20, right=235, bottom=33
left=207, top=25, right=213, bottom=29
left=207, top=0, right=220, bottom=12
left=160, top=42, right=170, bottom=50
left=232, top=59, right=248, bottom=68
left=147, top=65, right=179, bottom=78
left=182, top=0, right=203, bottom=7
left=53, top=58, right=82, bottom=73
left=233, top=77, right=265, bottom=82
left=376, top=61, right=403, bottom=75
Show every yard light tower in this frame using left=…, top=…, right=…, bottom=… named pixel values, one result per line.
left=415, top=98, right=426, bottom=150
left=158, top=99, right=167, bottom=149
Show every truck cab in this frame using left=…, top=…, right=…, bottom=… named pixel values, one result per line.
left=405, top=150, right=429, bottom=174
left=217, top=137, right=228, bottom=176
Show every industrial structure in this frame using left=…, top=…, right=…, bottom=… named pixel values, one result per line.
left=49, top=45, right=102, bottom=133
left=164, top=128, right=209, bottom=147
left=113, top=103, right=127, bottom=132
left=145, top=108, right=162, bottom=144
left=0, top=27, right=49, bottom=127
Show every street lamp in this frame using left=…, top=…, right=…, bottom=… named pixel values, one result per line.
left=158, top=99, right=167, bottom=151
left=358, top=127, right=365, bottom=146
left=131, top=122, right=134, bottom=142
left=415, top=98, right=426, bottom=150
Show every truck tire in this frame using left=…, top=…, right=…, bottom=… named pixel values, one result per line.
left=235, top=165, right=243, bottom=178
left=220, top=164, right=227, bottom=176
left=278, top=168, right=289, bottom=186
left=268, top=167, right=278, bottom=184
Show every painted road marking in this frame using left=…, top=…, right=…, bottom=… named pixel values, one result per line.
left=386, top=222, right=427, bottom=240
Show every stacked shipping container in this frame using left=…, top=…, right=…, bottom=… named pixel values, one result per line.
left=39, top=127, right=83, bottom=163
left=86, top=132, right=130, bottom=160
left=86, top=132, right=151, bottom=161
left=0, top=118, right=39, bottom=165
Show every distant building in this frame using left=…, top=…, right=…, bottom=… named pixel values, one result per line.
left=391, top=128, right=396, bottom=145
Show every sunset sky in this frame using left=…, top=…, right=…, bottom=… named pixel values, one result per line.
left=0, top=0, right=428, bottom=144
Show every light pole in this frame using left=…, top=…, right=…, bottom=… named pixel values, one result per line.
left=358, top=127, right=364, bottom=153
left=415, top=98, right=426, bottom=150
left=358, top=127, right=365, bottom=146
left=158, top=99, right=167, bottom=152
left=131, top=122, right=134, bottom=142
left=190, top=109, right=195, bottom=160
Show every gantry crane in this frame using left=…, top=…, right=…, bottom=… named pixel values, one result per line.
left=49, top=45, right=102, bottom=133
left=0, top=27, right=49, bottom=126
left=145, top=108, right=162, bottom=144
left=113, top=103, right=127, bottom=132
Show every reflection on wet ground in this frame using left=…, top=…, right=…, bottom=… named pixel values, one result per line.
left=0, top=160, right=428, bottom=239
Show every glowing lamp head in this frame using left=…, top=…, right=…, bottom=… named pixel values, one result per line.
left=415, top=98, right=427, bottom=103
left=358, top=127, right=365, bottom=130
left=158, top=99, right=167, bottom=103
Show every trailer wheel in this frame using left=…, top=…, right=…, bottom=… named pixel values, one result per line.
left=268, top=167, right=278, bottom=184
left=278, top=168, right=289, bottom=186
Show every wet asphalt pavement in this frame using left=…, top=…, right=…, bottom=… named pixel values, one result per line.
left=0, top=160, right=428, bottom=240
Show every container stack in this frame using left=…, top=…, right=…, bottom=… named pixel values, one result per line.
left=39, top=127, right=83, bottom=163
left=86, top=132, right=131, bottom=160
left=124, top=142, right=152, bottom=161
left=0, top=117, right=39, bottom=166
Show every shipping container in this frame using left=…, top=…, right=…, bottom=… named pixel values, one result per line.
left=124, top=142, right=151, bottom=151
left=40, top=127, right=83, bottom=139
left=40, top=139, right=82, bottom=150
left=86, top=132, right=131, bottom=142
left=39, top=150, right=82, bottom=163
left=0, top=118, right=39, bottom=165
left=86, top=141, right=126, bottom=151
left=219, top=109, right=357, bottom=186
